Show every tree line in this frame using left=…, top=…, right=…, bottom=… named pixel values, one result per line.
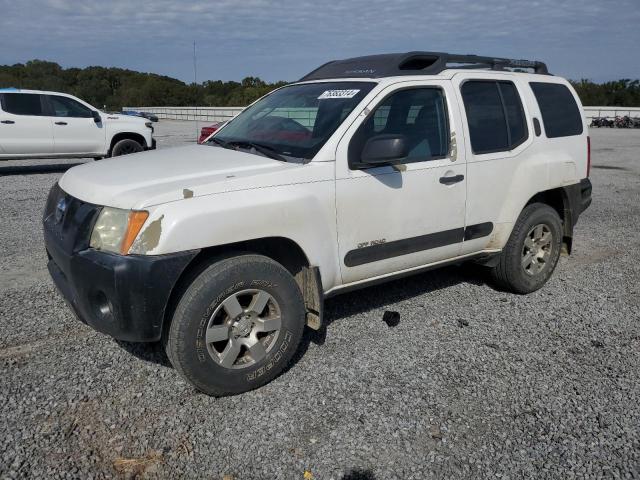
left=1, top=60, right=638, bottom=109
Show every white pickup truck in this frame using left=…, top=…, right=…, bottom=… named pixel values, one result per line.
left=43, top=52, right=592, bottom=396
left=0, top=88, right=155, bottom=159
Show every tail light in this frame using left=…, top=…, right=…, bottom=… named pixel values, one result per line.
left=197, top=124, right=221, bottom=144
left=587, top=136, right=591, bottom=177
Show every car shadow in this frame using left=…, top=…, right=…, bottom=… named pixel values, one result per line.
left=289, top=262, right=490, bottom=366
left=115, top=338, right=172, bottom=368
left=591, top=164, right=628, bottom=171
left=0, top=162, right=85, bottom=176
left=117, top=263, right=490, bottom=373
left=341, top=469, right=376, bottom=480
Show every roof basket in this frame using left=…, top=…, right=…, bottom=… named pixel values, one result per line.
left=300, top=51, right=549, bottom=81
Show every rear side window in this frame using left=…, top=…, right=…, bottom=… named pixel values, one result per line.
left=529, top=82, right=583, bottom=138
left=500, top=83, right=528, bottom=147
left=1, top=93, right=45, bottom=116
left=461, top=80, right=528, bottom=154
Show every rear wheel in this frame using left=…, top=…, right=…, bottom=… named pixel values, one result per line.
left=111, top=138, right=143, bottom=157
left=165, top=254, right=305, bottom=396
left=490, top=203, right=563, bottom=294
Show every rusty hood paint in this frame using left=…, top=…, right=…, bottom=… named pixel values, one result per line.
left=58, top=144, right=327, bottom=210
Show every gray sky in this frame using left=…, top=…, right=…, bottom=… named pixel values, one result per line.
left=1, top=0, right=639, bottom=83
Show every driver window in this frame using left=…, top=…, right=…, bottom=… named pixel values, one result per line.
left=348, top=87, right=449, bottom=168
left=48, top=95, right=92, bottom=118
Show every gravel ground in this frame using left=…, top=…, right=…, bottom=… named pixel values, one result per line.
left=1, top=123, right=638, bottom=479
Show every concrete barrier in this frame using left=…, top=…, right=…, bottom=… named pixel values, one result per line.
left=583, top=106, right=640, bottom=120
left=123, top=106, right=244, bottom=122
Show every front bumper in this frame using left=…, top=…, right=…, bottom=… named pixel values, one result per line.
left=46, top=248, right=197, bottom=342
left=43, top=184, right=197, bottom=342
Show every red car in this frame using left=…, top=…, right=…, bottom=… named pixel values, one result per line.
left=197, top=122, right=224, bottom=144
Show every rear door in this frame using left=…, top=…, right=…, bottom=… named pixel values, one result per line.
left=45, top=94, right=105, bottom=155
left=335, top=80, right=468, bottom=284
left=0, top=92, right=53, bottom=156
left=451, top=74, right=536, bottom=255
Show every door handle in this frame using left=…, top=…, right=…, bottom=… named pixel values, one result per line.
left=533, top=118, right=542, bottom=136
left=1, top=120, right=15, bottom=124
left=55, top=121, right=68, bottom=125
left=439, top=174, right=464, bottom=185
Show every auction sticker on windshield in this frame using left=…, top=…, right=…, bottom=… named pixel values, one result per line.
left=318, top=89, right=360, bottom=99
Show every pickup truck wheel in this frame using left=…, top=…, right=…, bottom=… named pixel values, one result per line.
left=111, top=138, right=143, bottom=157
left=165, top=254, right=305, bottom=396
left=490, top=203, right=562, bottom=294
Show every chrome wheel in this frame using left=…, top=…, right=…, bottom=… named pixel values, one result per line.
left=205, top=289, right=281, bottom=369
left=521, top=224, right=553, bottom=276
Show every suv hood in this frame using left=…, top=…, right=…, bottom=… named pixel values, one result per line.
left=59, top=145, right=323, bottom=209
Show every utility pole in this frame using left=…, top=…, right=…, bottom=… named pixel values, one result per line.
left=194, top=41, right=199, bottom=140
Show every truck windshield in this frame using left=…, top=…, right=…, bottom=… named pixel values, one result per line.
left=211, top=81, right=376, bottom=161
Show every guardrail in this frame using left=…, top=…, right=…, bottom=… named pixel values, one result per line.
left=125, top=106, right=640, bottom=123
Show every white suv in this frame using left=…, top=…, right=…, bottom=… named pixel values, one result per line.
left=0, top=89, right=155, bottom=159
left=43, top=52, right=592, bottom=396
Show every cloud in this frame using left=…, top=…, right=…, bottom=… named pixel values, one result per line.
left=1, top=0, right=639, bottom=82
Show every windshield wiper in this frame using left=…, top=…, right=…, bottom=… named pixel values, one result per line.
left=227, top=141, right=287, bottom=162
left=207, top=137, right=231, bottom=149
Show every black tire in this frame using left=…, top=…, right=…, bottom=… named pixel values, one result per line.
left=111, top=138, right=143, bottom=157
left=165, top=254, right=305, bottom=396
left=490, top=203, right=563, bottom=294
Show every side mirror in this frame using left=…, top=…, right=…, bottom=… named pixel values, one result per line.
left=92, top=110, right=102, bottom=123
left=360, top=134, right=408, bottom=166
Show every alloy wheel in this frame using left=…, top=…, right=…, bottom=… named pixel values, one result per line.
left=521, top=224, right=553, bottom=276
left=205, top=289, right=281, bottom=369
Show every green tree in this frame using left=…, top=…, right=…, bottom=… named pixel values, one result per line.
left=3, top=60, right=638, bottom=109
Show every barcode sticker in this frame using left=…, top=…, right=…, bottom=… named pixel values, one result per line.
left=318, top=89, right=360, bottom=99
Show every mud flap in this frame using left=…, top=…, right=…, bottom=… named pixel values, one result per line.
left=301, top=266, right=323, bottom=330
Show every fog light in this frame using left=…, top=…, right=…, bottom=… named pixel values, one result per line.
left=91, top=291, right=113, bottom=321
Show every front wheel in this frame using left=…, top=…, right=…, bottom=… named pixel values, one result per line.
left=165, top=254, right=305, bottom=396
left=111, top=138, right=143, bottom=157
left=490, top=203, right=563, bottom=294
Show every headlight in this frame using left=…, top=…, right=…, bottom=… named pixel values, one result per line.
left=90, top=207, right=149, bottom=254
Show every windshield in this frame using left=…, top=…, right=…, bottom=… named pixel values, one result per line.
left=211, top=81, right=375, bottom=161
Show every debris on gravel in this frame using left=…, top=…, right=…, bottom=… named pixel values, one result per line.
left=382, top=311, right=400, bottom=327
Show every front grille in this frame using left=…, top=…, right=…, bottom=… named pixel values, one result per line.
left=43, top=183, right=102, bottom=256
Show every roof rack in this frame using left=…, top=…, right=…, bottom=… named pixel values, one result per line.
left=300, top=51, right=549, bottom=81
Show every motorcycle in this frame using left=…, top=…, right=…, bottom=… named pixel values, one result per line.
left=590, top=117, right=614, bottom=128
left=614, top=116, right=634, bottom=128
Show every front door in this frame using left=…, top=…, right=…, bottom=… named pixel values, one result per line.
left=335, top=80, right=468, bottom=285
left=46, top=95, right=105, bottom=155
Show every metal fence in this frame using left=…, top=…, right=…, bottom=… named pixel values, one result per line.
left=124, top=105, right=640, bottom=123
